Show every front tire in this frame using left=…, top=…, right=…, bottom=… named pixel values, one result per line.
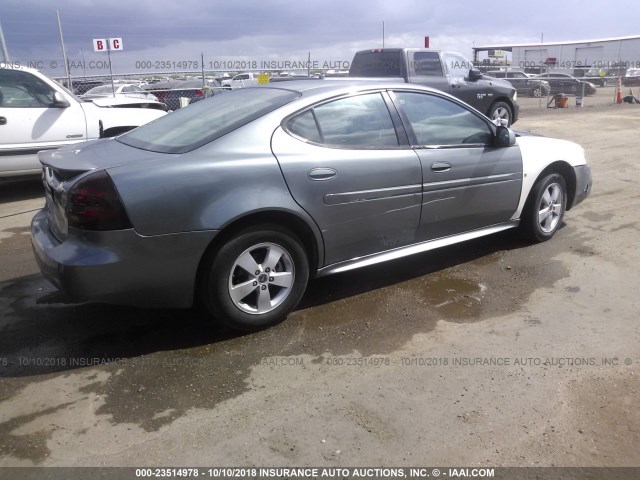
left=519, top=173, right=567, bottom=242
left=489, top=101, right=513, bottom=127
left=200, top=226, right=309, bottom=331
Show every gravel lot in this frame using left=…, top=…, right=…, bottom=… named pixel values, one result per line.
left=1, top=86, right=639, bottom=470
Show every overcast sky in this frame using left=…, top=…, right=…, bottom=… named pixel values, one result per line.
left=1, top=0, right=638, bottom=76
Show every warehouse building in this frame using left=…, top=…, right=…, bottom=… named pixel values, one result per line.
left=472, top=35, right=640, bottom=75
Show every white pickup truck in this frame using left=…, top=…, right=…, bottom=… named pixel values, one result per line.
left=0, top=66, right=166, bottom=177
left=221, top=72, right=260, bottom=90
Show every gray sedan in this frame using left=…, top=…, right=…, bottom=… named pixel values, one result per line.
left=32, top=81, right=591, bottom=330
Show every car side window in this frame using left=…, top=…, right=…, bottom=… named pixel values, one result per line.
left=394, top=91, right=492, bottom=146
left=441, top=52, right=474, bottom=84
left=413, top=52, right=443, bottom=76
left=287, top=110, right=321, bottom=143
left=287, top=93, right=399, bottom=148
left=0, top=70, right=56, bottom=108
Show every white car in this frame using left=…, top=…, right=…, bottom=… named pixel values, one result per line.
left=0, top=67, right=166, bottom=177
left=81, top=83, right=159, bottom=102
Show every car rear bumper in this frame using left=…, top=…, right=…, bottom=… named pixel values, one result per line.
left=570, top=164, right=592, bottom=209
left=31, top=209, right=216, bottom=308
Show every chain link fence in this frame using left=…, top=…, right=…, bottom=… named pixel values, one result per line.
left=475, top=61, right=640, bottom=107
left=60, top=68, right=347, bottom=111
left=58, top=62, right=640, bottom=112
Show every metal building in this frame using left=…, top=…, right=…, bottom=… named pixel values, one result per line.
left=473, top=35, right=640, bottom=74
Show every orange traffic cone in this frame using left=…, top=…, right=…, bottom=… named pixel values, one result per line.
left=616, top=78, right=622, bottom=104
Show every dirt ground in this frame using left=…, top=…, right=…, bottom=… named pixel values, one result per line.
left=1, top=86, right=639, bottom=470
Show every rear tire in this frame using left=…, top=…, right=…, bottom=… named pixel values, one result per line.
left=519, top=173, right=567, bottom=242
left=200, top=226, right=309, bottom=331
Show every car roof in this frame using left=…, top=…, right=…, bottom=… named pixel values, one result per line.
left=260, top=79, right=443, bottom=96
left=0, top=65, right=38, bottom=73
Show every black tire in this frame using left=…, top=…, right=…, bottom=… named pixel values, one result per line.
left=488, top=101, right=513, bottom=127
left=519, top=173, right=567, bottom=243
left=200, top=226, right=309, bottom=331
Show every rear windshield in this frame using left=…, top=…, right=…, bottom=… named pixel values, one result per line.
left=349, top=51, right=403, bottom=77
left=117, top=87, right=299, bottom=153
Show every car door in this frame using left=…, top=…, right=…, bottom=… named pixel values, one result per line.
left=390, top=90, right=522, bottom=241
left=271, top=91, right=423, bottom=265
left=441, top=52, right=488, bottom=111
left=0, top=69, right=87, bottom=174
left=510, top=72, right=529, bottom=94
left=551, top=74, right=575, bottom=93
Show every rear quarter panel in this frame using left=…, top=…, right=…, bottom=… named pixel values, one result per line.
left=106, top=116, right=322, bottom=247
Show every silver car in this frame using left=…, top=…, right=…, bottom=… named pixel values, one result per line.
left=31, top=81, right=591, bottom=330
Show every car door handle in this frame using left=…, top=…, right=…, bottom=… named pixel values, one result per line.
left=431, top=162, right=451, bottom=172
left=0, top=117, right=6, bottom=126
left=308, top=167, right=337, bottom=181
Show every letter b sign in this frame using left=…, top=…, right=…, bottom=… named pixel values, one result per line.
left=93, top=39, right=106, bottom=52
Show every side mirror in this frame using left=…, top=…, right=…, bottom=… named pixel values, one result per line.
left=52, top=92, right=70, bottom=108
left=468, top=69, right=483, bottom=81
left=495, top=125, right=516, bottom=147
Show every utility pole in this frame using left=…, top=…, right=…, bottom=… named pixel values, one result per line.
left=382, top=21, right=385, bottom=48
left=106, top=38, right=115, bottom=96
left=56, top=11, right=72, bottom=89
left=0, top=18, right=9, bottom=62
left=201, top=52, right=205, bottom=85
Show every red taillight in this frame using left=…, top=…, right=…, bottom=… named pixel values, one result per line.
left=67, top=170, right=132, bottom=231
left=194, top=89, right=204, bottom=97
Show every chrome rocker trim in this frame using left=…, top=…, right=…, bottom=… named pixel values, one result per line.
left=316, top=221, right=520, bottom=277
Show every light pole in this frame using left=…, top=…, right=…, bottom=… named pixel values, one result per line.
left=0, top=18, right=9, bottom=62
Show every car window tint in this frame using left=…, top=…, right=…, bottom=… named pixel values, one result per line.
left=287, top=110, right=321, bottom=143
left=0, top=69, right=56, bottom=107
left=395, top=91, right=492, bottom=146
left=413, top=52, right=443, bottom=76
left=311, top=93, right=398, bottom=147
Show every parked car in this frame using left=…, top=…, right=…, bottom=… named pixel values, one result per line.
left=578, top=63, right=627, bottom=86
left=156, top=79, right=224, bottom=110
left=531, top=73, right=597, bottom=96
left=31, top=81, right=591, bottom=331
left=81, top=83, right=159, bottom=102
left=0, top=66, right=166, bottom=177
left=622, top=68, right=640, bottom=87
left=70, top=79, right=106, bottom=95
left=486, top=71, right=550, bottom=97
left=221, top=72, right=260, bottom=89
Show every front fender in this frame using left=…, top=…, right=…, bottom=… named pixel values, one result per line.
left=513, top=136, right=588, bottom=218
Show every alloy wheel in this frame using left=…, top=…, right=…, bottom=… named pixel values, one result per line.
left=228, top=242, right=295, bottom=314
left=538, top=183, right=563, bottom=233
